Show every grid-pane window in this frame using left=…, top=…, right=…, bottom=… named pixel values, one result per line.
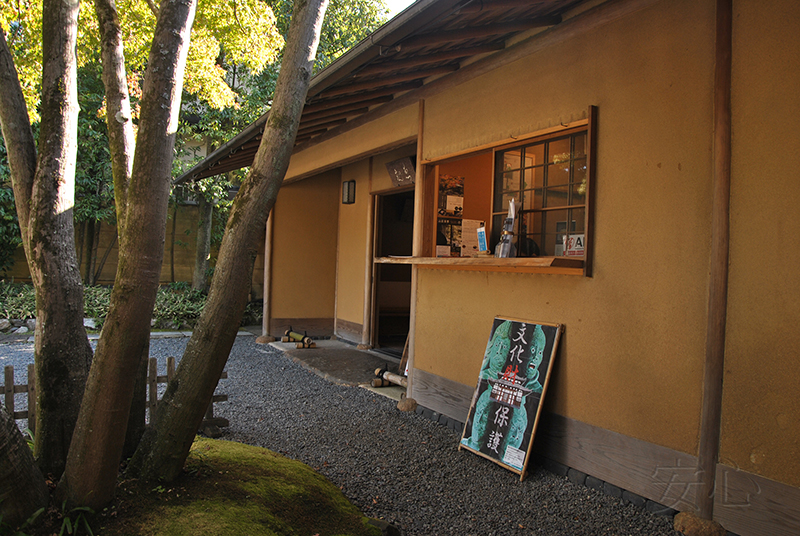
left=492, top=130, right=588, bottom=257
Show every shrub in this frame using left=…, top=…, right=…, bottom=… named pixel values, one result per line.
left=0, top=281, right=262, bottom=329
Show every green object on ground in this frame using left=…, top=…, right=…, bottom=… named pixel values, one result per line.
left=98, top=438, right=381, bottom=536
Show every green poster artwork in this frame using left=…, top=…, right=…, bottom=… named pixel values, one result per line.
left=459, top=317, right=562, bottom=480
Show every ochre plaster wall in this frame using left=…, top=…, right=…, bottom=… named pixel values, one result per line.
left=335, top=160, right=371, bottom=331
left=285, top=107, right=418, bottom=181
left=720, top=0, right=800, bottom=487
left=413, top=0, right=716, bottom=457
left=270, top=170, right=339, bottom=321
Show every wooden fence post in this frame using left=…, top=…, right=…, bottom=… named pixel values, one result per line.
left=27, top=363, right=36, bottom=434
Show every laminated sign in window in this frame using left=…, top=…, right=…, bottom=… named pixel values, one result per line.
left=459, top=317, right=562, bottom=480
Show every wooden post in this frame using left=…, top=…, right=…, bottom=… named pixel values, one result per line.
left=263, top=212, right=273, bottom=337
left=148, top=357, right=158, bottom=421
left=361, top=158, right=376, bottom=348
left=407, top=99, right=425, bottom=394
left=4, top=366, right=13, bottom=416
left=26, top=364, right=36, bottom=434
left=167, top=356, right=176, bottom=382
left=697, top=0, right=732, bottom=520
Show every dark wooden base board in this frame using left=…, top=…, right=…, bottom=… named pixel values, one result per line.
left=410, top=368, right=800, bottom=536
left=269, top=318, right=333, bottom=339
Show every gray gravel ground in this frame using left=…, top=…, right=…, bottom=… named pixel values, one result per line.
left=2, top=336, right=681, bottom=536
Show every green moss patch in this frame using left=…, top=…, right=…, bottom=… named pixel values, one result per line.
left=98, top=438, right=381, bottom=536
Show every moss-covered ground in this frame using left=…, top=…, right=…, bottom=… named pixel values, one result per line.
left=90, top=438, right=381, bottom=536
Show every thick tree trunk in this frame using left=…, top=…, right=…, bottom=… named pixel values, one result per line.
left=127, top=0, right=329, bottom=483
left=191, top=195, right=213, bottom=292
left=0, top=405, right=49, bottom=529
left=58, top=0, right=197, bottom=509
left=0, top=0, right=93, bottom=477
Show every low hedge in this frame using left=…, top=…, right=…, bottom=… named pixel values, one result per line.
left=0, top=281, right=262, bottom=331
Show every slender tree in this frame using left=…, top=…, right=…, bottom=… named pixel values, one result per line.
left=128, top=0, right=330, bottom=482
left=0, top=0, right=92, bottom=478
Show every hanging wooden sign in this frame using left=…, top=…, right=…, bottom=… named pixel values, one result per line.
left=459, top=317, right=562, bottom=481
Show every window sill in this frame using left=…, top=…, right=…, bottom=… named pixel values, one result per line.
left=374, top=256, right=584, bottom=275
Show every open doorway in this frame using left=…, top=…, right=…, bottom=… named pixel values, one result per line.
left=372, top=189, right=414, bottom=357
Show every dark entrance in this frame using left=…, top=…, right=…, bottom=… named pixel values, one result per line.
left=373, top=189, right=414, bottom=357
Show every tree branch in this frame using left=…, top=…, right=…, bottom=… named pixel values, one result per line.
left=94, top=0, right=136, bottom=236
left=0, top=31, right=36, bottom=243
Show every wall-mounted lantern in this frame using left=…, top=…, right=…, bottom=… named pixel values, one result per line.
left=342, top=180, right=356, bottom=204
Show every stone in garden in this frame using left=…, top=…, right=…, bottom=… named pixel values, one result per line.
left=0, top=319, right=10, bottom=331
left=14, top=326, right=29, bottom=334
left=25, top=318, right=36, bottom=331
left=397, top=396, right=417, bottom=412
left=84, top=318, right=97, bottom=329
left=673, top=512, right=726, bottom=536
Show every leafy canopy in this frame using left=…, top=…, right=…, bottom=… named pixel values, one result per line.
left=1, top=0, right=285, bottom=120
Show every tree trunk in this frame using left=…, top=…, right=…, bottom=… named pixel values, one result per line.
left=0, top=405, right=49, bottom=529
left=0, top=0, right=93, bottom=478
left=127, top=0, right=329, bottom=483
left=191, top=195, right=213, bottom=292
left=58, top=0, right=198, bottom=509
left=122, top=341, right=150, bottom=460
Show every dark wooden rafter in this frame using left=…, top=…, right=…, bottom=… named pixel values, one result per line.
left=303, top=82, right=421, bottom=113
left=297, top=118, right=347, bottom=137
left=319, top=65, right=459, bottom=98
left=354, top=44, right=504, bottom=76
left=456, top=0, right=551, bottom=14
left=300, top=96, right=392, bottom=123
left=402, top=17, right=561, bottom=48
left=299, top=107, right=369, bottom=129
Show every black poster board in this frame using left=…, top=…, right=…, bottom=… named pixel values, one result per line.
left=459, top=317, right=562, bottom=480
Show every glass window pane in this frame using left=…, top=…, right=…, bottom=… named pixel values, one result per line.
left=547, top=162, right=570, bottom=187
left=571, top=158, right=587, bottom=205
left=524, top=143, right=544, bottom=167
left=519, top=212, right=543, bottom=257
left=545, top=185, right=569, bottom=208
left=573, top=132, right=586, bottom=157
left=522, top=188, right=543, bottom=211
left=545, top=209, right=570, bottom=256
left=503, top=149, right=521, bottom=171
left=549, top=137, right=571, bottom=164
left=501, top=170, right=520, bottom=193
left=524, top=166, right=544, bottom=190
left=570, top=207, right=586, bottom=233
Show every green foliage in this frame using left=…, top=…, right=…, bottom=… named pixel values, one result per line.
left=0, top=139, right=22, bottom=274
left=82, top=286, right=112, bottom=322
left=0, top=282, right=262, bottom=329
left=0, top=281, right=36, bottom=320
left=0, top=506, right=43, bottom=536
left=58, top=502, right=94, bottom=536
left=74, top=65, right=115, bottom=227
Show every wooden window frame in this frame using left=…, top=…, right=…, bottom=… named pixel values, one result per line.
left=375, top=106, right=597, bottom=277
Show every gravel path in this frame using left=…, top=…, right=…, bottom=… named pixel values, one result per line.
left=1, top=336, right=681, bottom=536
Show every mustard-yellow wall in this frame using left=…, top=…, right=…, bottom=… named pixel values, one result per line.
left=720, top=0, right=800, bottom=486
left=270, top=170, right=339, bottom=320
left=286, top=106, right=418, bottom=181
left=414, top=0, right=716, bottom=458
left=335, top=160, right=371, bottom=328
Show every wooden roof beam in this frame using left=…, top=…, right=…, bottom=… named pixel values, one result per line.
left=300, top=96, right=392, bottom=123
left=304, top=82, right=421, bottom=113
left=354, top=44, right=504, bottom=76
left=319, top=65, right=459, bottom=98
left=402, top=17, right=561, bottom=48
left=456, top=0, right=549, bottom=13
left=297, top=119, right=347, bottom=137
left=300, top=107, right=369, bottom=129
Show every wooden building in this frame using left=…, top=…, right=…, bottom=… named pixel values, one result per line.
left=178, top=1, right=800, bottom=534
